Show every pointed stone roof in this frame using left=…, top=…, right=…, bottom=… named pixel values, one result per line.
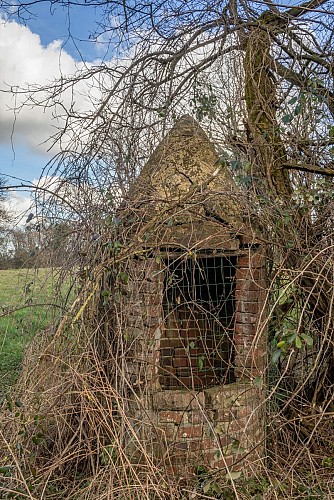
left=126, top=116, right=249, bottom=250
left=130, top=115, right=241, bottom=224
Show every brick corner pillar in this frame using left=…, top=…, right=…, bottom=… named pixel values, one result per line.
left=123, top=257, right=164, bottom=391
left=234, top=249, right=267, bottom=381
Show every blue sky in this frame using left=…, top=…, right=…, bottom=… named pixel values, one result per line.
left=0, top=2, right=117, bottom=219
left=0, top=144, right=46, bottom=183
left=0, top=3, right=106, bottom=188
left=17, top=2, right=101, bottom=62
left=0, top=0, right=307, bottom=217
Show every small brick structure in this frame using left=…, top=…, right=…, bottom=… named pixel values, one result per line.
left=119, top=116, right=267, bottom=475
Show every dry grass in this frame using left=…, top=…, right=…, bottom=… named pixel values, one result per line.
left=0, top=214, right=333, bottom=499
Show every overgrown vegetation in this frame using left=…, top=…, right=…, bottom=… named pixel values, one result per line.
left=1, top=0, right=334, bottom=498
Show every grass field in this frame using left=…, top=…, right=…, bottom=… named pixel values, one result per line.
left=0, top=268, right=70, bottom=392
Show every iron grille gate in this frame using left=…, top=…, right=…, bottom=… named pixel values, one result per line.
left=160, top=255, right=236, bottom=389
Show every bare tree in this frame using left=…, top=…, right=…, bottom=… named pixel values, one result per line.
left=1, top=0, right=334, bottom=497
left=0, top=176, right=13, bottom=262
left=4, top=0, right=334, bottom=184
left=5, top=0, right=333, bottom=325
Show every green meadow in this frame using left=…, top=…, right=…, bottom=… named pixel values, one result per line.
left=0, top=268, right=70, bottom=391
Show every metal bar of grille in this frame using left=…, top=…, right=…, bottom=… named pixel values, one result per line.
left=160, top=255, right=236, bottom=390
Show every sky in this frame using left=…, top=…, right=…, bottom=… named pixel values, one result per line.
left=0, top=0, right=304, bottom=220
left=0, top=2, right=110, bottom=218
left=0, top=2, right=103, bottom=175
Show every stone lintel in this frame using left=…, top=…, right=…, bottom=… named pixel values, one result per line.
left=204, top=382, right=257, bottom=409
left=152, top=390, right=205, bottom=410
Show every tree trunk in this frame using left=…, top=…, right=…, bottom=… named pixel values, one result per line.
left=244, top=15, right=292, bottom=199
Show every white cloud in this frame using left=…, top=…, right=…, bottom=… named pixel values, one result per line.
left=32, top=175, right=61, bottom=191
left=0, top=16, right=100, bottom=155
left=4, top=190, right=33, bottom=222
left=5, top=175, right=93, bottom=222
left=0, top=17, right=124, bottom=223
left=3, top=176, right=62, bottom=222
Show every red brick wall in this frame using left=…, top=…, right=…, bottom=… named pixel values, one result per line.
left=122, top=258, right=164, bottom=388
left=153, top=383, right=265, bottom=474
left=159, top=307, right=234, bottom=389
left=158, top=250, right=267, bottom=389
left=122, top=249, right=267, bottom=475
left=234, top=251, right=267, bottom=379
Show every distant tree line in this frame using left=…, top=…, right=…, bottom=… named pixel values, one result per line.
left=0, top=222, right=75, bottom=269
left=0, top=176, right=79, bottom=269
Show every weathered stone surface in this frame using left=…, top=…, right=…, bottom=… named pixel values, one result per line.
left=204, top=383, right=256, bottom=408
left=152, top=390, right=205, bottom=410
left=128, top=115, right=244, bottom=230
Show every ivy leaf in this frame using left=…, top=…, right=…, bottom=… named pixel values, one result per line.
left=272, top=349, right=281, bottom=363
left=230, top=159, right=241, bottom=171
left=282, top=114, right=293, bottom=124
left=211, top=482, right=222, bottom=494
left=277, top=340, right=286, bottom=349
left=228, top=471, right=242, bottom=480
left=0, top=466, right=13, bottom=475
left=238, top=175, right=252, bottom=187
left=287, top=332, right=296, bottom=344
left=214, top=423, right=224, bottom=434
left=288, top=96, right=298, bottom=105
left=294, top=104, right=302, bottom=115
left=231, top=439, right=241, bottom=454
left=301, top=333, right=313, bottom=346
left=295, top=336, right=302, bottom=349
left=203, top=481, right=212, bottom=494
left=155, top=255, right=162, bottom=264
left=283, top=212, right=292, bottom=225
left=119, top=272, right=128, bottom=285
left=253, top=376, right=264, bottom=389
